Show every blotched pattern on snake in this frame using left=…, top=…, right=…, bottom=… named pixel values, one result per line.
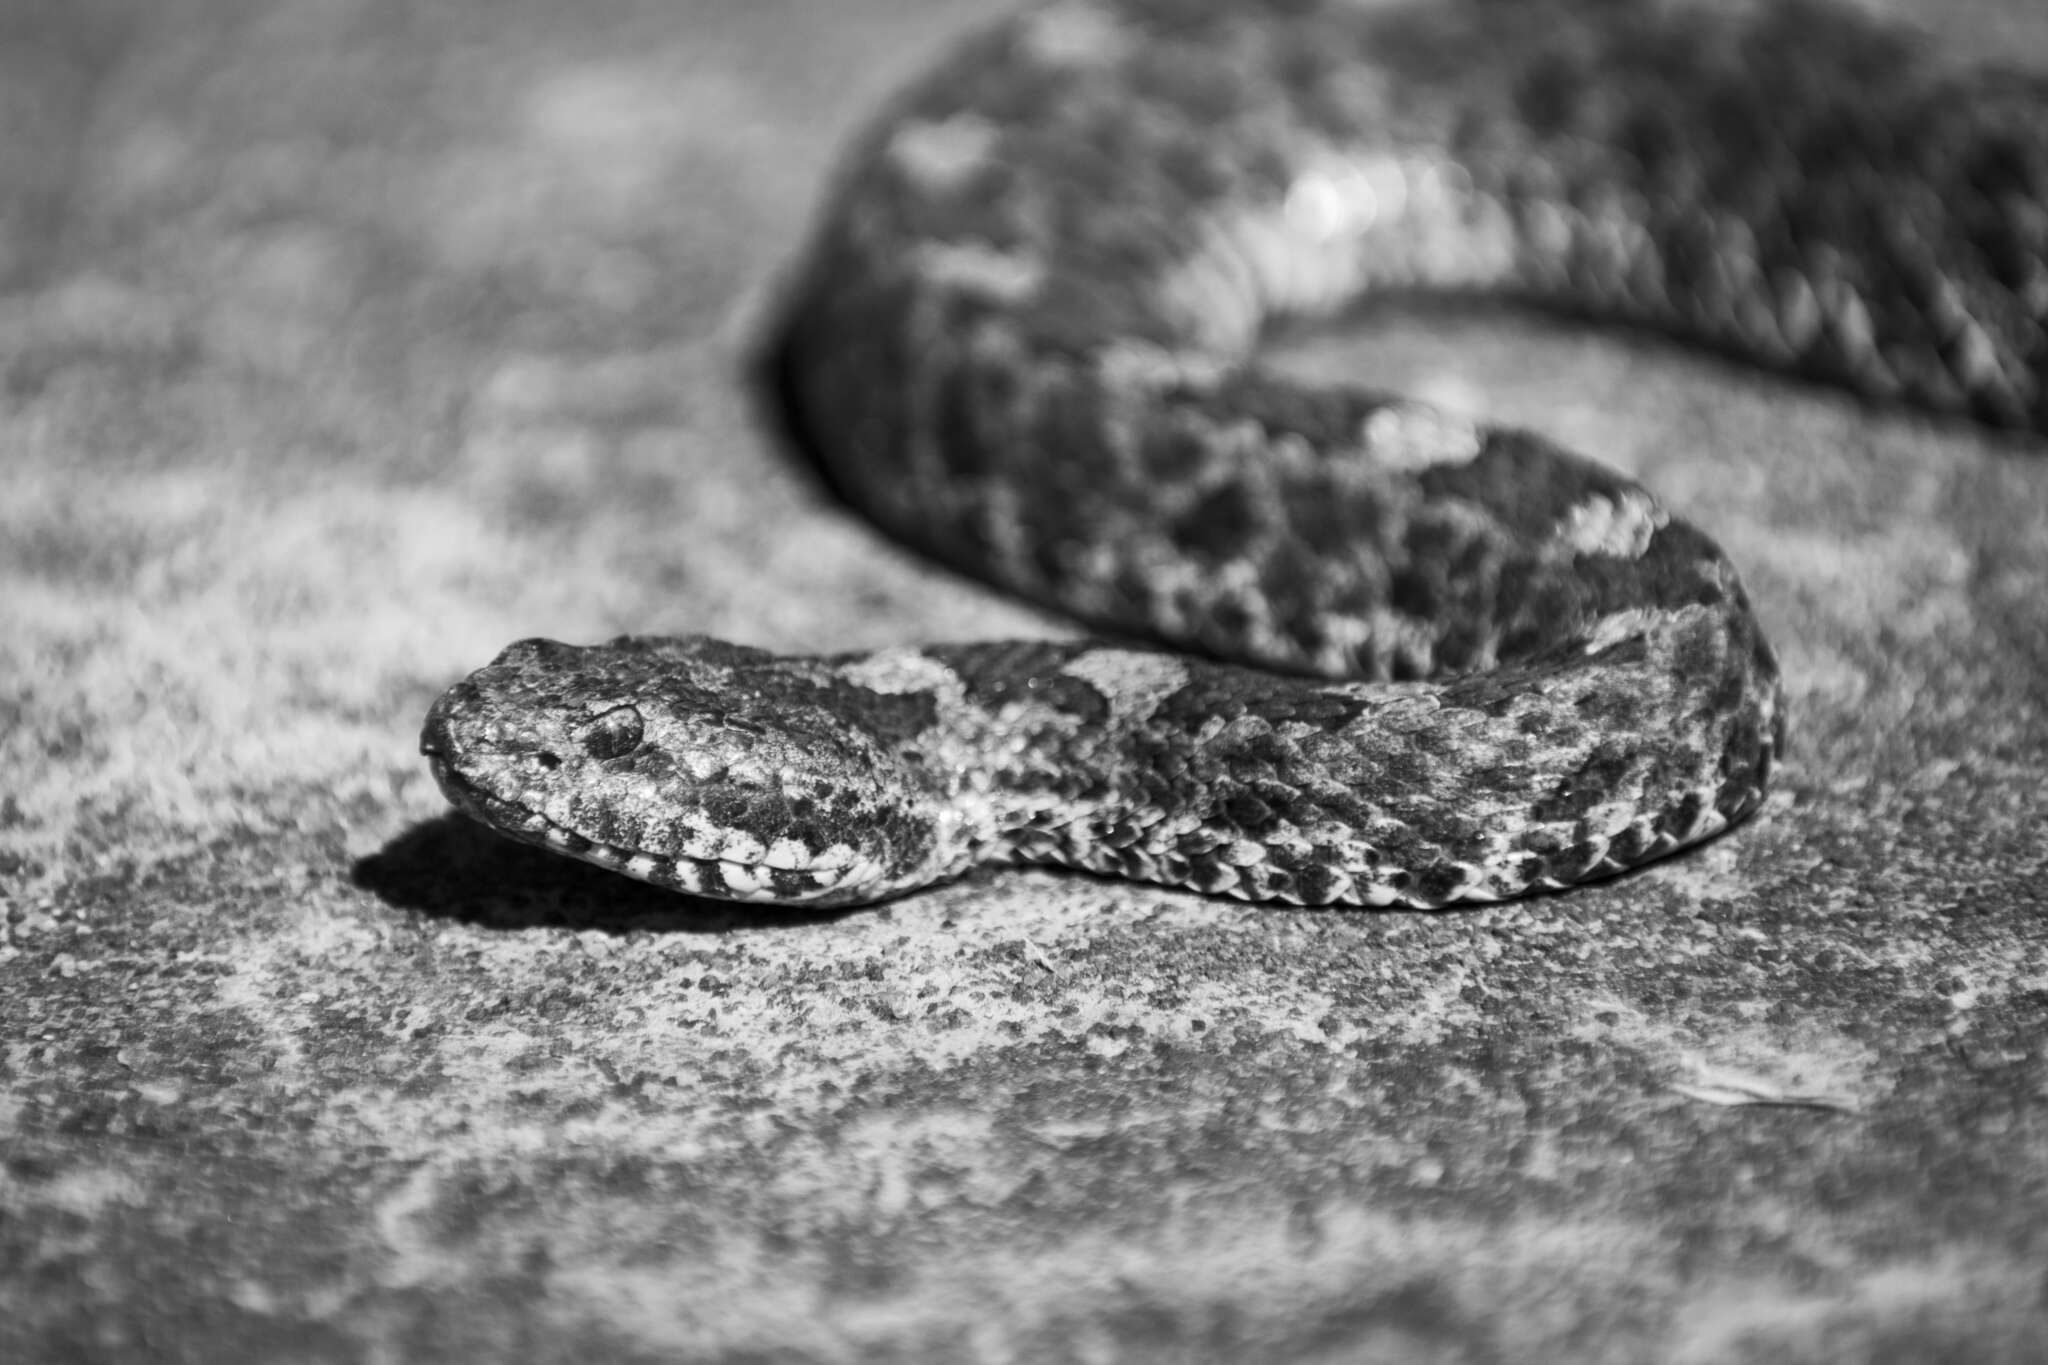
left=421, top=0, right=2045, bottom=907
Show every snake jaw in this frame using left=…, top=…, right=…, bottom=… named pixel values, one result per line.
left=423, top=751, right=899, bottom=903
left=420, top=637, right=971, bottom=905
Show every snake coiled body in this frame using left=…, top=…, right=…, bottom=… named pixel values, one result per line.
left=421, top=0, right=2046, bottom=907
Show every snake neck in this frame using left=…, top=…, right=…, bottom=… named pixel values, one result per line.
left=892, top=606, right=1778, bottom=907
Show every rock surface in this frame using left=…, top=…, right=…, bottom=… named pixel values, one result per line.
left=3, top=1, right=2045, bottom=1360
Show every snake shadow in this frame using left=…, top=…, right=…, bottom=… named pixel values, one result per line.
left=352, top=816, right=862, bottom=934
left=748, top=303, right=872, bottom=535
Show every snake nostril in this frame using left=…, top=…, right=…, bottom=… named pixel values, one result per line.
left=535, top=751, right=563, bottom=770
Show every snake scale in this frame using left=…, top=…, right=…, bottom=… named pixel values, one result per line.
left=421, top=0, right=2046, bottom=908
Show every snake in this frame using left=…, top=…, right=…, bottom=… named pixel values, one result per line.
left=419, top=0, right=2045, bottom=909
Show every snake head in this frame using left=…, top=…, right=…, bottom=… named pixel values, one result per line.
left=420, top=635, right=975, bottom=905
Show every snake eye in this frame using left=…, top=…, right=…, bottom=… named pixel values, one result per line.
left=578, top=705, right=645, bottom=760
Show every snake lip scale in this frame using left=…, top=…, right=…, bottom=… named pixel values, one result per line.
left=423, top=0, right=2043, bottom=908
left=422, top=744, right=893, bottom=905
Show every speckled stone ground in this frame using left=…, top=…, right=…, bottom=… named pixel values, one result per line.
left=4, top=1, right=2047, bottom=1361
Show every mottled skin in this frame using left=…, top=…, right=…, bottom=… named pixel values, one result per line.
left=423, top=0, right=2045, bottom=907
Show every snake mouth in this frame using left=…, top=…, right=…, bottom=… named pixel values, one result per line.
left=425, top=757, right=886, bottom=905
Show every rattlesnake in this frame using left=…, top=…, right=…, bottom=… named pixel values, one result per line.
left=420, top=0, right=2044, bottom=907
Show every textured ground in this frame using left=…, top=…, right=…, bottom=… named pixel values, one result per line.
left=4, top=0, right=2047, bottom=1361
